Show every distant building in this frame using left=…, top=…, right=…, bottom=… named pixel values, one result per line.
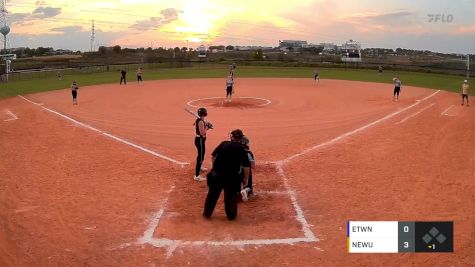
left=235, top=45, right=273, bottom=51
left=363, top=48, right=396, bottom=57
left=278, top=40, right=308, bottom=50
left=320, top=43, right=337, bottom=54
left=303, top=43, right=322, bottom=49
left=56, top=49, right=73, bottom=54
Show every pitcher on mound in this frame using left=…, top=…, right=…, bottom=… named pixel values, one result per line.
left=225, top=75, right=234, bottom=103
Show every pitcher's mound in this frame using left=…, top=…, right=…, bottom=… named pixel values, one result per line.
left=187, top=96, right=271, bottom=109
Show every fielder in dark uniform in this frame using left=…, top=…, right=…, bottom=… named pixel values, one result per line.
left=228, top=63, right=236, bottom=78
left=71, top=80, right=79, bottom=105
left=194, top=107, right=209, bottom=181
left=120, top=69, right=127, bottom=85
left=203, top=129, right=251, bottom=220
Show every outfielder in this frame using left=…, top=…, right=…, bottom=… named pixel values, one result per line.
left=120, top=69, right=127, bottom=85
left=71, top=81, right=79, bottom=105
left=313, top=69, right=320, bottom=83
left=461, top=80, right=470, bottom=107
left=137, top=68, right=143, bottom=84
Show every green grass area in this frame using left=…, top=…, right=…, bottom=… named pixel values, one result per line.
left=0, top=66, right=472, bottom=100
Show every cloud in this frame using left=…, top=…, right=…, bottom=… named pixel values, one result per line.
left=341, top=11, right=419, bottom=29
left=8, top=13, right=30, bottom=23
left=160, top=8, right=180, bottom=21
left=32, top=7, right=62, bottom=18
left=50, top=26, right=84, bottom=33
left=352, top=11, right=415, bottom=23
left=454, top=25, right=475, bottom=34
left=8, top=6, right=62, bottom=26
left=335, top=10, right=426, bottom=35
left=370, top=32, right=475, bottom=54
left=131, top=8, right=181, bottom=31
left=131, top=17, right=164, bottom=31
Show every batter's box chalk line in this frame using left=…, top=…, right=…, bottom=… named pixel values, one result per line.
left=132, top=162, right=318, bottom=256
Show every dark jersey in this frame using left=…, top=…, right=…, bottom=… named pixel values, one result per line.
left=212, top=141, right=250, bottom=176
left=195, top=118, right=204, bottom=137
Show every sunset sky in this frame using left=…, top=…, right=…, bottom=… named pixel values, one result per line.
left=3, top=0, right=475, bottom=53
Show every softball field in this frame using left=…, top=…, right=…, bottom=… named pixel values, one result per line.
left=0, top=78, right=473, bottom=266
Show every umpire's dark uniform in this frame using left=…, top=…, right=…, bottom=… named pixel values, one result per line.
left=203, top=131, right=250, bottom=220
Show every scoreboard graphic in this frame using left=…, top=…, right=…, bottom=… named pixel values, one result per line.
left=347, top=221, right=453, bottom=253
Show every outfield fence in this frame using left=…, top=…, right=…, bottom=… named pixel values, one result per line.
left=1, top=58, right=473, bottom=82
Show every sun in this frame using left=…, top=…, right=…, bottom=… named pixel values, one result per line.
left=163, top=0, right=228, bottom=43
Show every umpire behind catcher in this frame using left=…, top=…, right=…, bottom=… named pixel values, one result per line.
left=203, top=129, right=250, bottom=220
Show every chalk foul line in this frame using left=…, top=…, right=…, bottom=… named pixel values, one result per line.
left=283, top=90, right=440, bottom=163
left=275, top=161, right=317, bottom=241
left=395, top=103, right=436, bottom=125
left=18, top=95, right=189, bottom=167
left=441, top=105, right=455, bottom=116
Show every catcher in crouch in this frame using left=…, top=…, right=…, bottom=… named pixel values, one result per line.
left=240, top=136, right=255, bottom=202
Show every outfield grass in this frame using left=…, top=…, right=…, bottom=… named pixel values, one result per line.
left=0, top=66, right=472, bottom=100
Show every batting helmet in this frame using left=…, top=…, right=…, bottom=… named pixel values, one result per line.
left=197, top=107, right=207, bottom=117
left=230, top=129, right=244, bottom=140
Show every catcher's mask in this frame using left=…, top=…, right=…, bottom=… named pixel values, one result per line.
left=230, top=129, right=244, bottom=141
left=241, top=136, right=250, bottom=148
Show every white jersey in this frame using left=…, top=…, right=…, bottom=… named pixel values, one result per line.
left=226, top=79, right=234, bottom=88
left=462, top=83, right=469, bottom=95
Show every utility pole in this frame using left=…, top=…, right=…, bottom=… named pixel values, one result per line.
left=90, top=19, right=95, bottom=52
left=0, top=0, right=12, bottom=81
left=0, top=0, right=8, bottom=54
